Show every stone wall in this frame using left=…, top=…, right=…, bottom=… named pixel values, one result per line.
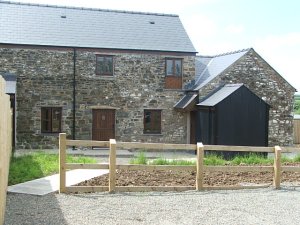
left=0, top=47, right=74, bottom=148
left=0, top=46, right=195, bottom=148
left=75, top=51, right=195, bottom=144
left=198, top=49, right=295, bottom=146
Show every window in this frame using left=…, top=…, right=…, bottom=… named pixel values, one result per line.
left=41, top=107, right=62, bottom=133
left=144, top=109, right=161, bottom=134
left=165, top=58, right=182, bottom=89
left=96, top=55, right=113, bottom=76
left=166, top=59, right=182, bottom=76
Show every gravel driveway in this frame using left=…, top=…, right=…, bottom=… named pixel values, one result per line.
left=5, top=186, right=300, bottom=225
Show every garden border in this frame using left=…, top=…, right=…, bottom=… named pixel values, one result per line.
left=58, top=133, right=300, bottom=193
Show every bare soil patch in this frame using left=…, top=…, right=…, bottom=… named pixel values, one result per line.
left=77, top=163, right=300, bottom=187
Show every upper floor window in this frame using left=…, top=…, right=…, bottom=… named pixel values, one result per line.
left=165, top=58, right=182, bottom=89
left=166, top=59, right=182, bottom=76
left=96, top=55, right=113, bottom=76
left=41, top=107, right=62, bottom=133
left=144, top=109, right=162, bottom=134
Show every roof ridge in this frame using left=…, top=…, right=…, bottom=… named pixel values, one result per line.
left=0, top=0, right=179, bottom=17
left=224, top=83, right=244, bottom=87
left=196, top=55, right=214, bottom=58
left=197, top=48, right=251, bottom=58
left=214, top=48, right=251, bottom=57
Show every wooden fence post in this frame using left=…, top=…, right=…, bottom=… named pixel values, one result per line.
left=109, top=139, right=117, bottom=193
left=59, top=133, right=67, bottom=193
left=196, top=142, right=204, bottom=191
left=0, top=77, right=12, bottom=225
left=274, top=145, right=282, bottom=189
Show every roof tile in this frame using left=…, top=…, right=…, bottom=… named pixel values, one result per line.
left=193, top=49, right=250, bottom=90
left=0, top=1, right=196, bottom=52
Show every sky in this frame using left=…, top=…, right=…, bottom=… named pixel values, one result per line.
left=9, top=0, right=300, bottom=93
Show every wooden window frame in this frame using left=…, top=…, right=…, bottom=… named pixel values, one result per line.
left=95, top=55, right=114, bottom=76
left=143, top=109, right=162, bottom=134
left=41, top=107, right=62, bottom=133
left=165, top=58, right=182, bottom=77
left=165, top=58, right=183, bottom=89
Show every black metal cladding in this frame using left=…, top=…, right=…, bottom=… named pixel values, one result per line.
left=195, top=85, right=270, bottom=157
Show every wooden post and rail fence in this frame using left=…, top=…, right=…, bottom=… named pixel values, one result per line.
left=294, top=118, right=300, bottom=144
left=0, top=77, right=12, bottom=225
left=59, top=133, right=300, bottom=193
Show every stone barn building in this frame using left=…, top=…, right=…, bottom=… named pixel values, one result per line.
left=0, top=1, right=295, bottom=149
left=175, top=49, right=296, bottom=147
left=0, top=1, right=197, bottom=149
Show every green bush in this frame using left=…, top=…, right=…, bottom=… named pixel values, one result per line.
left=129, top=152, right=300, bottom=166
left=129, top=151, right=148, bottom=165
left=204, top=154, right=226, bottom=165
left=294, top=99, right=300, bottom=114
left=151, top=158, right=195, bottom=165
left=231, top=153, right=273, bottom=165
left=293, top=154, right=300, bottom=162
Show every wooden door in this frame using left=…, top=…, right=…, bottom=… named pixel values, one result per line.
left=92, top=109, right=115, bottom=141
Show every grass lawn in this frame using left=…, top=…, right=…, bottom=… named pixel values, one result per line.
left=9, top=152, right=96, bottom=185
left=130, top=152, right=300, bottom=166
left=10, top=151, right=300, bottom=186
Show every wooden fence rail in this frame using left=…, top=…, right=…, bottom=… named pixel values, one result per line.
left=0, top=77, right=12, bottom=225
left=294, top=119, right=300, bottom=144
left=58, top=133, right=300, bottom=194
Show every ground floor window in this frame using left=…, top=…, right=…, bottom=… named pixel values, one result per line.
left=41, top=107, right=62, bottom=133
left=144, top=109, right=161, bottom=134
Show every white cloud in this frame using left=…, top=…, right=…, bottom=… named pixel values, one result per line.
left=254, top=33, right=300, bottom=49
left=182, top=17, right=247, bottom=55
left=225, top=24, right=245, bottom=34
left=183, top=14, right=218, bottom=38
left=254, top=32, right=300, bottom=92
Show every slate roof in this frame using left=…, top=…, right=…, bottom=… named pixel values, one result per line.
left=197, top=84, right=243, bottom=107
left=174, top=92, right=198, bottom=110
left=193, top=49, right=250, bottom=90
left=1, top=72, right=16, bottom=94
left=0, top=1, right=196, bottom=53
